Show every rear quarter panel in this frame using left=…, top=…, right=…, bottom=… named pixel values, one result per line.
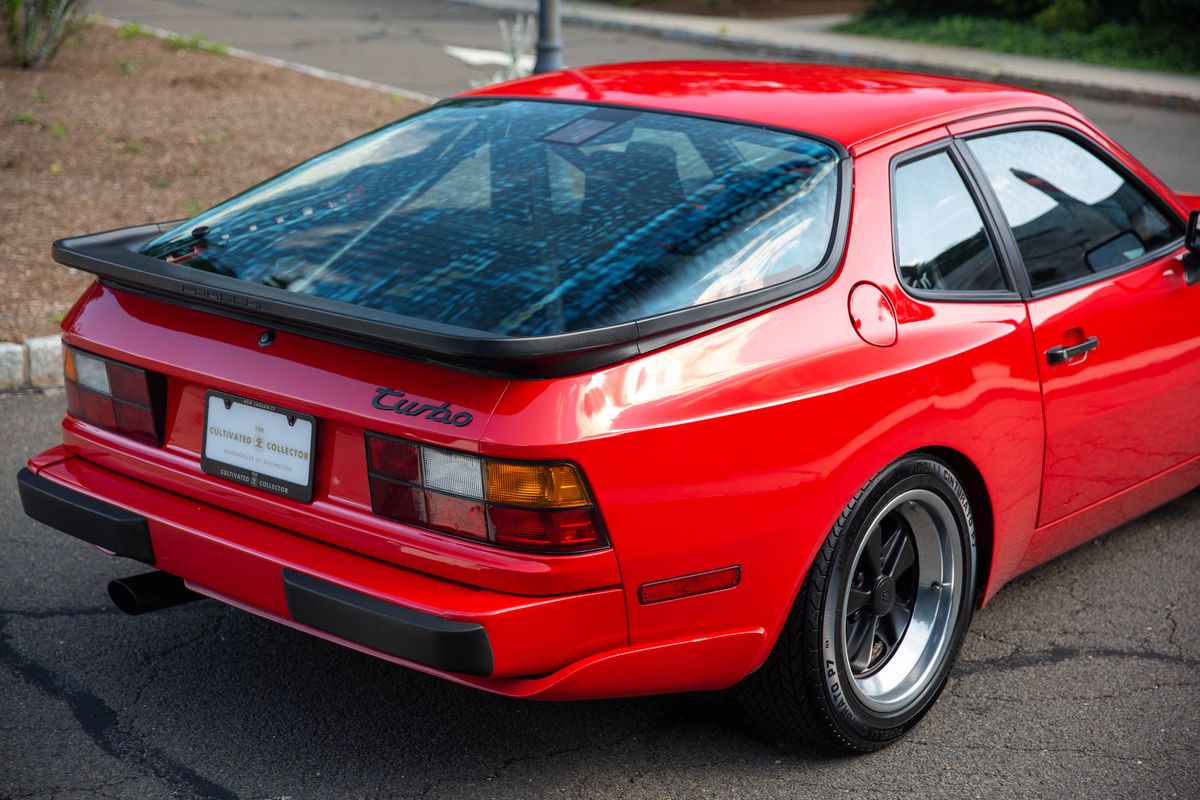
left=481, top=129, right=1045, bottom=665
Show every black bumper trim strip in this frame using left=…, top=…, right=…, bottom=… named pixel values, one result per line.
left=17, top=468, right=155, bottom=563
left=282, top=568, right=494, bottom=677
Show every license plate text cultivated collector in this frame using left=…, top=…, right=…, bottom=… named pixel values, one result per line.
left=201, top=390, right=317, bottom=502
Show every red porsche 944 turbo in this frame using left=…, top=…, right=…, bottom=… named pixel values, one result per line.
left=18, top=62, right=1200, bottom=752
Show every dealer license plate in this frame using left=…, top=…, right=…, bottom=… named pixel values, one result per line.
left=201, top=390, right=317, bottom=502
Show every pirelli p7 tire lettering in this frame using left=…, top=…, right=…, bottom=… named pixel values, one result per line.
left=736, top=455, right=978, bottom=752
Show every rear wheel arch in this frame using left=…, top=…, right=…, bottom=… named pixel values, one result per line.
left=755, top=444, right=994, bottom=672
left=918, top=446, right=993, bottom=608
left=738, top=450, right=983, bottom=751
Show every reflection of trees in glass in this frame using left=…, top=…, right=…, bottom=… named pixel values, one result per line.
left=968, top=131, right=1176, bottom=290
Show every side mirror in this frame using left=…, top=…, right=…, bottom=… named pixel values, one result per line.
left=1185, top=211, right=1200, bottom=284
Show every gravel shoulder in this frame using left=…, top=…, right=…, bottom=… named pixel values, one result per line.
left=0, top=23, right=423, bottom=343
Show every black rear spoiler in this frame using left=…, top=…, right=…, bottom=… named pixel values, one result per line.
left=53, top=203, right=848, bottom=378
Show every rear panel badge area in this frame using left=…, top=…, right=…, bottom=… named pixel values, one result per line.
left=372, top=387, right=474, bottom=427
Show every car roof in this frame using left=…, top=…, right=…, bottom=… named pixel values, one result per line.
left=463, top=61, right=1080, bottom=152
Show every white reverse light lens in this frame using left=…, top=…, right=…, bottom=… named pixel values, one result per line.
left=74, top=351, right=111, bottom=395
left=421, top=447, right=484, bottom=500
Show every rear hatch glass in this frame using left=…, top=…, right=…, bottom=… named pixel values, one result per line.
left=139, top=99, right=841, bottom=338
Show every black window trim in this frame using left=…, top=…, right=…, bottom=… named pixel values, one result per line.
left=952, top=120, right=1186, bottom=301
left=888, top=137, right=1024, bottom=304
left=52, top=97, right=852, bottom=380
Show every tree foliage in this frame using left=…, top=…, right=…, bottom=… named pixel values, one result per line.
left=873, top=0, right=1200, bottom=30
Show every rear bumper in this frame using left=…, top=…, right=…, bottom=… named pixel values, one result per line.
left=18, top=455, right=766, bottom=698
left=18, top=467, right=154, bottom=563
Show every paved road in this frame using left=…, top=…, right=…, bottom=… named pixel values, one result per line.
left=4, top=2, right=1200, bottom=797
left=2, top=391, right=1198, bottom=799
left=94, top=0, right=1200, bottom=191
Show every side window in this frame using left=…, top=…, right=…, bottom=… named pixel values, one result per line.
left=966, top=129, right=1178, bottom=291
left=893, top=151, right=1008, bottom=293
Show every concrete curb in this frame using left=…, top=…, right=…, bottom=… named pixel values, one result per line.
left=0, top=336, right=61, bottom=390
left=446, top=0, right=1200, bottom=111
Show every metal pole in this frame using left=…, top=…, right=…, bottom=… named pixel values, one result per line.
left=533, top=0, right=563, bottom=74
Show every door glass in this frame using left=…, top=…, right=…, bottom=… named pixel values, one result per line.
left=966, top=130, right=1178, bottom=291
left=893, top=151, right=1007, bottom=292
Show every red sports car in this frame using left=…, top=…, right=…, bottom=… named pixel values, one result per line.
left=17, top=62, right=1200, bottom=752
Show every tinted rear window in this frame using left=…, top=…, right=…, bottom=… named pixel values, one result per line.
left=141, top=100, right=841, bottom=337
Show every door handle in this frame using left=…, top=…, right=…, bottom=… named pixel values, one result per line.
left=1045, top=336, right=1099, bottom=365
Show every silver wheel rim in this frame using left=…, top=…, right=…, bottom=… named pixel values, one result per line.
left=838, top=488, right=963, bottom=714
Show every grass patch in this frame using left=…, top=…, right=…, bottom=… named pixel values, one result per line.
left=836, top=12, right=1200, bottom=76
left=117, top=21, right=155, bottom=40
left=117, top=21, right=228, bottom=55
left=11, top=110, right=40, bottom=126
left=163, top=33, right=229, bottom=55
left=31, top=90, right=52, bottom=103
left=118, top=58, right=137, bottom=76
left=50, top=122, right=68, bottom=140
left=195, top=131, right=230, bottom=144
left=107, top=139, right=146, bottom=154
left=151, top=176, right=172, bottom=189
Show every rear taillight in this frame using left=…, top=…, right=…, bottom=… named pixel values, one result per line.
left=365, top=432, right=607, bottom=554
left=63, top=345, right=164, bottom=445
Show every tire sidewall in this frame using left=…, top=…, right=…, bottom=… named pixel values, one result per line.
left=815, top=457, right=977, bottom=745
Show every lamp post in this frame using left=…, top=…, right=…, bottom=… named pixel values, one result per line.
left=533, top=0, right=563, bottom=74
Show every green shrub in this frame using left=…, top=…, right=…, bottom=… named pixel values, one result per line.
left=2, top=0, right=88, bottom=69
left=1033, top=0, right=1096, bottom=32
left=1138, top=0, right=1200, bottom=27
left=875, top=1, right=1049, bottom=14
left=842, top=9, right=1200, bottom=74
left=870, top=0, right=1200, bottom=27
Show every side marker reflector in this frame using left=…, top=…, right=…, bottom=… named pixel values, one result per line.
left=638, top=566, right=741, bottom=605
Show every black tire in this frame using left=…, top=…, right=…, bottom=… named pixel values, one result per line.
left=736, top=454, right=978, bottom=752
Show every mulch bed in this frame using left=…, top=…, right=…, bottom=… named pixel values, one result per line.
left=0, top=23, right=423, bottom=343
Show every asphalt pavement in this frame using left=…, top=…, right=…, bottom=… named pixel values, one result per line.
left=2, top=391, right=1198, bottom=799
left=4, top=2, right=1200, bottom=797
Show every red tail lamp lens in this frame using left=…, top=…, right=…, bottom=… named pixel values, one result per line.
left=113, top=402, right=158, bottom=445
left=365, top=433, right=420, bottom=483
left=63, top=346, right=163, bottom=445
left=367, top=476, right=426, bottom=525
left=638, top=566, right=741, bottom=604
left=488, top=506, right=603, bottom=553
left=107, top=362, right=152, bottom=407
left=77, top=385, right=118, bottom=428
left=426, top=491, right=487, bottom=540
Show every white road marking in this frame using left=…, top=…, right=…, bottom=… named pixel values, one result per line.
left=443, top=44, right=534, bottom=72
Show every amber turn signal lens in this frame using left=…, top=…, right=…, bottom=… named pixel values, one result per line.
left=485, top=462, right=590, bottom=508
left=62, top=345, right=77, bottom=384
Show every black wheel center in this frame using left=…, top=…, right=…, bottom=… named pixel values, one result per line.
left=872, top=575, right=896, bottom=616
